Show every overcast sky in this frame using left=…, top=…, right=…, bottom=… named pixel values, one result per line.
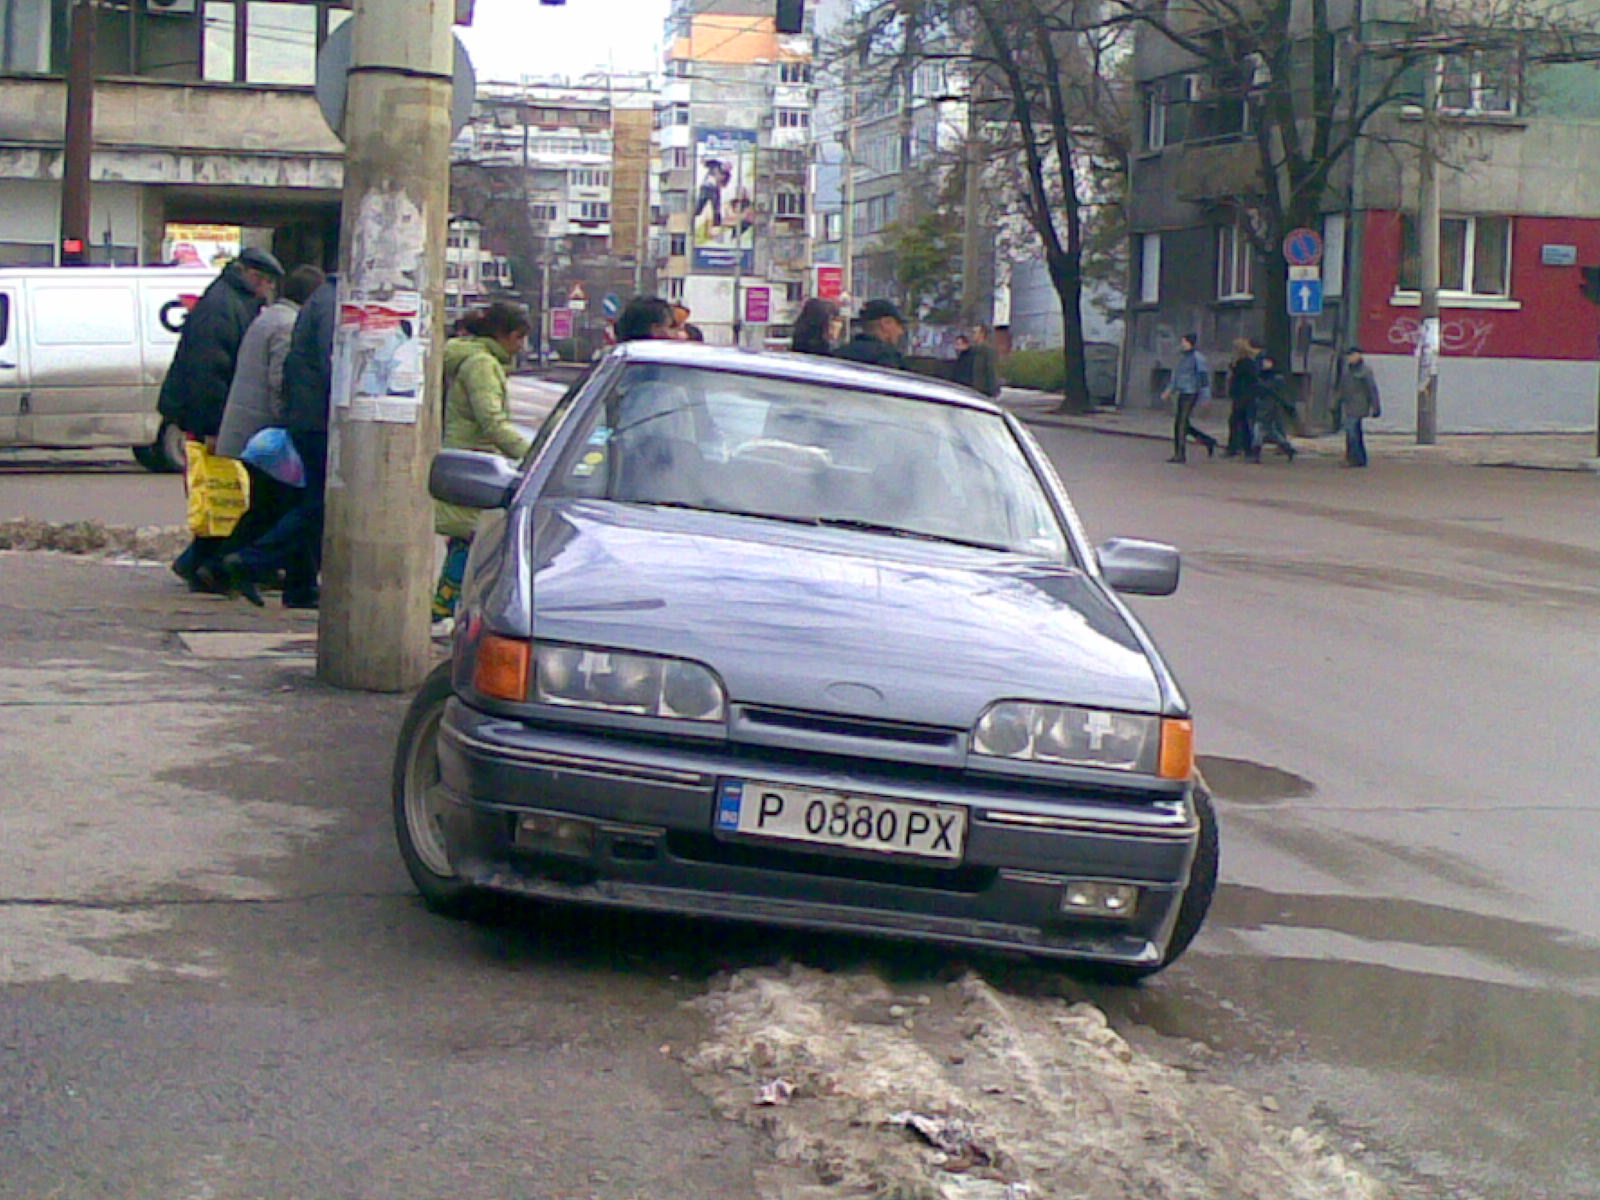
left=456, top=0, right=672, bottom=83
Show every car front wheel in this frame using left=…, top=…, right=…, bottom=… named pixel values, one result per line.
left=392, top=663, right=482, bottom=917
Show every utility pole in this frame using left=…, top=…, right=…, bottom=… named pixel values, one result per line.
left=319, top=0, right=454, bottom=692
left=59, top=0, right=96, bottom=266
left=1415, top=12, right=1442, bottom=444
left=959, top=103, right=986, bottom=327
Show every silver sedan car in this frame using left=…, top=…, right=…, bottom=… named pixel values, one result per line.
left=394, top=341, right=1217, bottom=979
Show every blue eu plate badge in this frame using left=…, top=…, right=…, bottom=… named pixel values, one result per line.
left=716, top=781, right=744, bottom=831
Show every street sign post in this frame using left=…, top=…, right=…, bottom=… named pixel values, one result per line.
left=601, top=293, right=621, bottom=319
left=1288, top=278, right=1324, bottom=316
left=567, top=283, right=587, bottom=312
left=1283, top=227, right=1323, bottom=268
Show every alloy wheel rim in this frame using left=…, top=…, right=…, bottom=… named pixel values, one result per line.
left=404, top=706, right=455, bottom=878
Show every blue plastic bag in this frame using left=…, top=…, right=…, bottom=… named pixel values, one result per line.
left=240, top=426, right=306, bottom=488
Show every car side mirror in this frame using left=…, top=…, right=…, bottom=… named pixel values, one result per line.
left=1096, top=537, right=1180, bottom=596
left=429, top=449, right=520, bottom=510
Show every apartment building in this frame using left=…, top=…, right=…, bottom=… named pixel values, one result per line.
left=655, top=0, right=816, bottom=345
left=1126, top=2, right=1600, bottom=432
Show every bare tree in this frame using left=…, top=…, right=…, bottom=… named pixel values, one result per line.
left=1107, top=0, right=1600, bottom=364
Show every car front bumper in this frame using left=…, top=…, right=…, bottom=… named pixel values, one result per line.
left=436, top=700, right=1203, bottom=967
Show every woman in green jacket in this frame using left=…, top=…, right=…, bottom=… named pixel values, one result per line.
left=431, top=302, right=533, bottom=629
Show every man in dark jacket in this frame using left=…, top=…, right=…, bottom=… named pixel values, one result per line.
left=952, top=324, right=1001, bottom=397
left=205, top=274, right=336, bottom=608
left=161, top=247, right=283, bottom=587
left=1333, top=345, right=1382, bottom=468
left=834, top=298, right=907, bottom=370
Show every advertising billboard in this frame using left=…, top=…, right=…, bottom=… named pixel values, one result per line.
left=691, top=128, right=757, bottom=272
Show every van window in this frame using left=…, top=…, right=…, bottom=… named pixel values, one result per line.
left=33, top=287, right=137, bottom=346
left=0, top=294, right=9, bottom=347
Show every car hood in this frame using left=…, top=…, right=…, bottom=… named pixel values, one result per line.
left=527, top=500, right=1165, bottom=727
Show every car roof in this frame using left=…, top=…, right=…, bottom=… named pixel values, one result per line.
left=607, top=340, right=1003, bottom=415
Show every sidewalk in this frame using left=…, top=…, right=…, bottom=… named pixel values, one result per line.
left=998, top=388, right=1600, bottom=472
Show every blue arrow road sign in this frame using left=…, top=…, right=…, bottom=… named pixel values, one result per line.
left=1288, top=279, right=1324, bottom=316
left=601, top=293, right=622, bottom=319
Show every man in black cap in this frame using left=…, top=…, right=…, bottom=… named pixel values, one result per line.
left=834, top=298, right=908, bottom=370
left=159, top=246, right=284, bottom=588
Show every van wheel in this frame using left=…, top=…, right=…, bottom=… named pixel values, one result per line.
left=133, top=422, right=186, bottom=473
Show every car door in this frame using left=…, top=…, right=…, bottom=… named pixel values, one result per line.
left=0, top=284, right=23, bottom=443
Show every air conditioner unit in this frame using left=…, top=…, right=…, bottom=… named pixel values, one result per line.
left=147, top=0, right=199, bottom=13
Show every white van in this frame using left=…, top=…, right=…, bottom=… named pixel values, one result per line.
left=0, top=266, right=221, bottom=472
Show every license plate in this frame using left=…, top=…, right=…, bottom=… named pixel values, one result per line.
left=715, top=779, right=967, bottom=861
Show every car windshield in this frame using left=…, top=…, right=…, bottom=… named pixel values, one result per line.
left=545, top=363, right=1070, bottom=559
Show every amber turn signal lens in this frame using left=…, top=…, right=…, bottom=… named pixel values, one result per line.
left=1158, top=718, right=1195, bottom=781
left=473, top=635, right=531, bottom=702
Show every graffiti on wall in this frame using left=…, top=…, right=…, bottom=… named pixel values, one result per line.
left=1386, top=314, right=1494, bottom=357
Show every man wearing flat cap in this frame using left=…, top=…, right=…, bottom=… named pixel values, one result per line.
left=159, top=245, right=284, bottom=587
left=834, top=298, right=908, bottom=371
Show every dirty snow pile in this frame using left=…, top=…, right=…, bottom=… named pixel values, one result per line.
left=0, top=518, right=186, bottom=561
left=686, top=964, right=1388, bottom=1200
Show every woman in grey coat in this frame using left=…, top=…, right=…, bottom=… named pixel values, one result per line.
left=215, top=265, right=325, bottom=557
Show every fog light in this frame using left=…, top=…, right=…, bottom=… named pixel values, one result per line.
left=514, top=812, right=596, bottom=858
left=1060, top=880, right=1139, bottom=918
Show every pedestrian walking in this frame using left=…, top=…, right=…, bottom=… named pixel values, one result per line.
left=1334, top=345, right=1382, bottom=467
left=615, top=295, right=678, bottom=343
left=215, top=264, right=325, bottom=556
left=201, top=273, right=335, bottom=608
left=790, top=297, right=841, bottom=356
left=159, top=246, right=284, bottom=589
left=834, top=298, right=907, bottom=370
left=953, top=324, right=1001, bottom=397
left=431, top=302, right=534, bottom=633
left=1224, top=337, right=1261, bottom=457
left=1250, top=354, right=1297, bottom=463
left=1162, top=333, right=1218, bottom=463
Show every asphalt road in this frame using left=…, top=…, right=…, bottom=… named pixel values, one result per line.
left=1, top=419, right=1596, bottom=1198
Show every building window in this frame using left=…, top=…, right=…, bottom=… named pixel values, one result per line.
left=1143, top=86, right=1166, bottom=150
left=775, top=192, right=807, bottom=217
left=672, top=105, right=691, bottom=126
left=824, top=211, right=843, bottom=241
left=776, top=109, right=810, bottom=130
left=665, top=277, right=685, bottom=301
left=1400, top=214, right=1511, bottom=296
left=669, top=233, right=687, bottom=257
left=1138, top=232, right=1161, bottom=304
left=1216, top=219, right=1253, bottom=300
left=785, top=281, right=805, bottom=302
left=779, top=61, right=812, bottom=84
left=1322, top=213, right=1346, bottom=296
left=1439, top=49, right=1519, bottom=115
left=530, top=203, right=558, bottom=222
left=577, top=202, right=611, bottom=222
left=667, top=147, right=690, bottom=170
left=768, top=149, right=807, bottom=173
left=571, top=168, right=610, bottom=189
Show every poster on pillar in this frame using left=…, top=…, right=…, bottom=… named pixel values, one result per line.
left=333, top=291, right=428, bottom=424
left=691, top=128, right=757, bottom=272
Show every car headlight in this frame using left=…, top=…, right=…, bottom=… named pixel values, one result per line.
left=534, top=643, right=727, bottom=722
left=973, top=702, right=1186, bottom=777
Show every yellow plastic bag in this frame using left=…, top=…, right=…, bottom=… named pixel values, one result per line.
left=185, top=440, right=251, bottom=538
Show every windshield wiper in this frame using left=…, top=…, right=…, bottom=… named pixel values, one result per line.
left=632, top=500, right=821, bottom=527
left=815, top=517, right=1010, bottom=552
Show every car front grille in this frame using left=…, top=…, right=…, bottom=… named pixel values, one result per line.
left=739, top=705, right=961, bottom=748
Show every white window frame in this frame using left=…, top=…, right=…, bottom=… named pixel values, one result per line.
left=1138, top=232, right=1162, bottom=304
left=1395, top=214, right=1515, bottom=304
left=1215, top=219, right=1253, bottom=301
left=1438, top=50, right=1518, bottom=116
left=1144, top=85, right=1166, bottom=150
left=776, top=192, right=807, bottom=217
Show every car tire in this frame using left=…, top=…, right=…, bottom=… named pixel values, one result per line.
left=132, top=421, right=186, bottom=473
left=392, top=663, right=483, bottom=918
left=1079, top=782, right=1219, bottom=985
